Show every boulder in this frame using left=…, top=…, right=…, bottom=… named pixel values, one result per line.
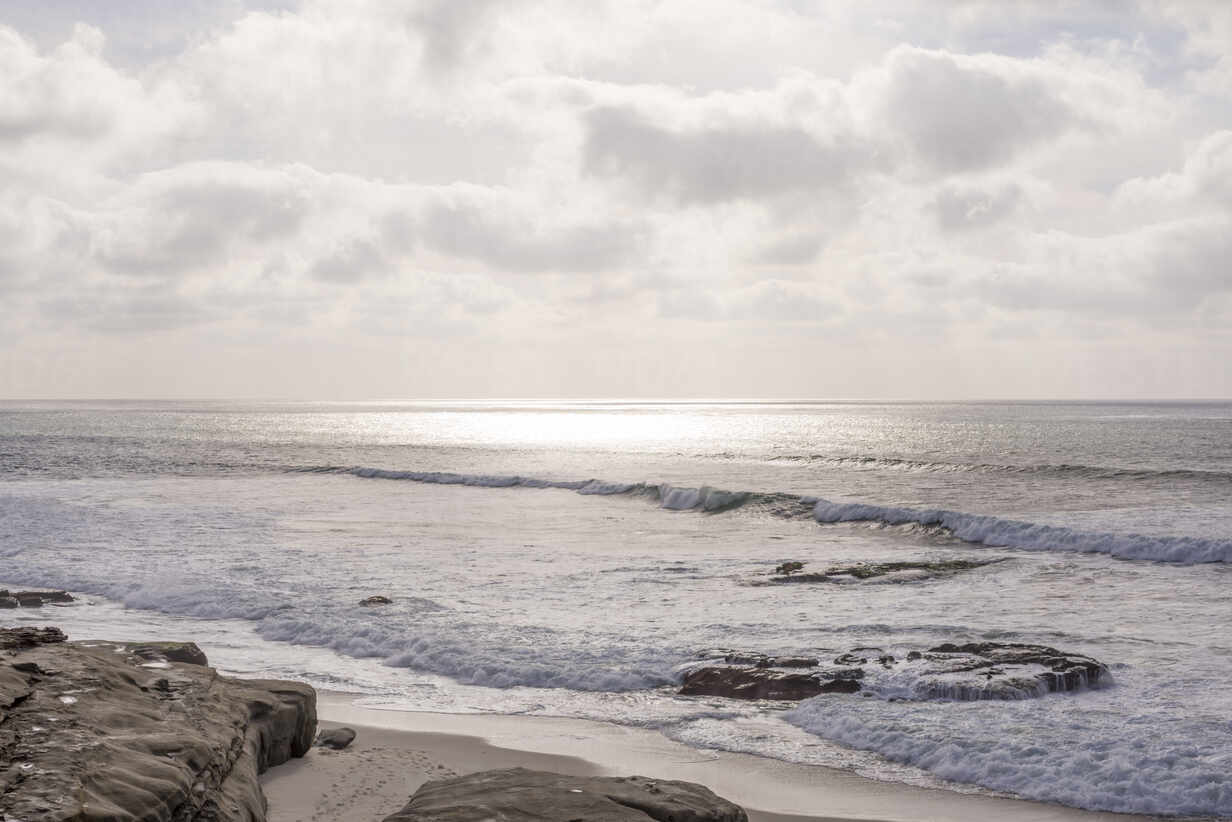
left=315, top=726, right=357, bottom=750
left=681, top=642, right=1109, bottom=702
left=359, top=595, right=394, bottom=606
left=383, top=767, right=747, bottom=822
left=0, top=627, right=316, bottom=822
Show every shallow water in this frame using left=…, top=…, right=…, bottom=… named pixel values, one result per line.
left=2, top=400, right=1230, bottom=816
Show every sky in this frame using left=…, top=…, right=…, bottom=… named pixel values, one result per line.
left=1, top=1, right=1230, bottom=400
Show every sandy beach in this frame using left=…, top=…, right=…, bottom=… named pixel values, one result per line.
left=262, top=693, right=1167, bottom=822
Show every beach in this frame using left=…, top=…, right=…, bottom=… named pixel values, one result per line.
left=262, top=693, right=1167, bottom=822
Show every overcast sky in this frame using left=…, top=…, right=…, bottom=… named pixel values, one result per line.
left=2, top=1, right=1230, bottom=399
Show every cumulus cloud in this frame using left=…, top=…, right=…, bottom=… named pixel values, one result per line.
left=859, top=46, right=1081, bottom=173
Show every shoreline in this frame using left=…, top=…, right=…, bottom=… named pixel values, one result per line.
left=261, top=691, right=1169, bottom=822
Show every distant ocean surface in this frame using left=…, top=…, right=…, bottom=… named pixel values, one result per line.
left=3, top=400, right=1231, bottom=816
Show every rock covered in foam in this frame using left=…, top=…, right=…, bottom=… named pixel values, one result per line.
left=383, top=767, right=747, bottom=822
left=680, top=642, right=1109, bottom=702
left=0, top=626, right=316, bottom=822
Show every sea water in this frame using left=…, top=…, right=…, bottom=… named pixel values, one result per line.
left=1, top=400, right=1230, bottom=816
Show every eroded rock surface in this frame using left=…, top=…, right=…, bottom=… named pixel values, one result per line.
left=383, top=767, right=747, bottom=822
left=680, top=642, right=1108, bottom=702
left=0, top=627, right=316, bottom=822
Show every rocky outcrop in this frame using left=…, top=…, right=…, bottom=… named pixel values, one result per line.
left=0, top=590, right=75, bottom=608
left=383, top=767, right=747, bottom=822
left=680, top=642, right=1108, bottom=702
left=768, top=559, right=1002, bottom=584
left=0, top=627, right=316, bottom=822
left=359, top=595, right=393, bottom=606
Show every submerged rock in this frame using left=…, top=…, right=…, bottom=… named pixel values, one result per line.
left=384, top=767, right=747, bottom=822
left=0, top=627, right=316, bottom=822
left=681, top=642, right=1109, bottom=702
left=769, top=559, right=1003, bottom=584
left=315, top=726, right=357, bottom=749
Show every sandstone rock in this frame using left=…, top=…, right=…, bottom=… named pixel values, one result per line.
left=315, top=726, right=357, bottom=749
left=383, top=767, right=747, bottom=822
left=0, top=627, right=316, bottom=822
left=682, top=641, right=1109, bottom=702
left=360, top=595, right=394, bottom=606
left=0, top=625, right=66, bottom=650
left=128, top=640, right=210, bottom=666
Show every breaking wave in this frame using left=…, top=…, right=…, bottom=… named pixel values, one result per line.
left=295, top=466, right=1232, bottom=565
left=761, top=453, right=1232, bottom=484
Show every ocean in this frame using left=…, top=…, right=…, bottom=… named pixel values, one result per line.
left=2, top=400, right=1230, bottom=816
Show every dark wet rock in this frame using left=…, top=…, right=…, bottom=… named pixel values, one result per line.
left=924, top=642, right=1109, bottom=696
left=683, top=641, right=1109, bottom=702
left=679, top=666, right=829, bottom=700
left=0, top=589, right=74, bottom=608
left=359, top=595, right=394, bottom=606
left=773, top=561, right=805, bottom=576
left=0, top=627, right=316, bottom=822
left=315, top=726, right=357, bottom=749
left=383, top=767, right=747, bottom=822
left=770, top=559, right=1003, bottom=584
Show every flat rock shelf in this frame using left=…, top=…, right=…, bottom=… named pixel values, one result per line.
left=0, top=626, right=316, bottom=822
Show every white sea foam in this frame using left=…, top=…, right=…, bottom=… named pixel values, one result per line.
left=785, top=693, right=1232, bottom=817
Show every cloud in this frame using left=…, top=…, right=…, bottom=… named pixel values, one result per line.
left=930, top=180, right=1023, bottom=230
left=419, top=192, right=643, bottom=273
left=0, top=0, right=1228, bottom=398
left=582, top=103, right=866, bottom=204
left=859, top=46, right=1080, bottom=173
left=92, top=163, right=311, bottom=278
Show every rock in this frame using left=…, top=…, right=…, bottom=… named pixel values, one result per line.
left=359, top=595, right=394, bottom=606
left=128, top=640, right=210, bottom=666
left=924, top=642, right=1109, bottom=697
left=0, top=627, right=316, bottom=822
left=0, top=589, right=74, bottom=607
left=315, top=726, right=357, bottom=749
left=768, top=559, right=1002, bottom=584
left=0, top=625, right=67, bottom=650
left=682, top=641, right=1109, bottom=702
left=773, top=561, right=805, bottom=576
left=383, top=767, right=747, bottom=822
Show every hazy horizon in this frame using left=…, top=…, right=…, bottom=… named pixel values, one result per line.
left=3, top=1, right=1231, bottom=400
